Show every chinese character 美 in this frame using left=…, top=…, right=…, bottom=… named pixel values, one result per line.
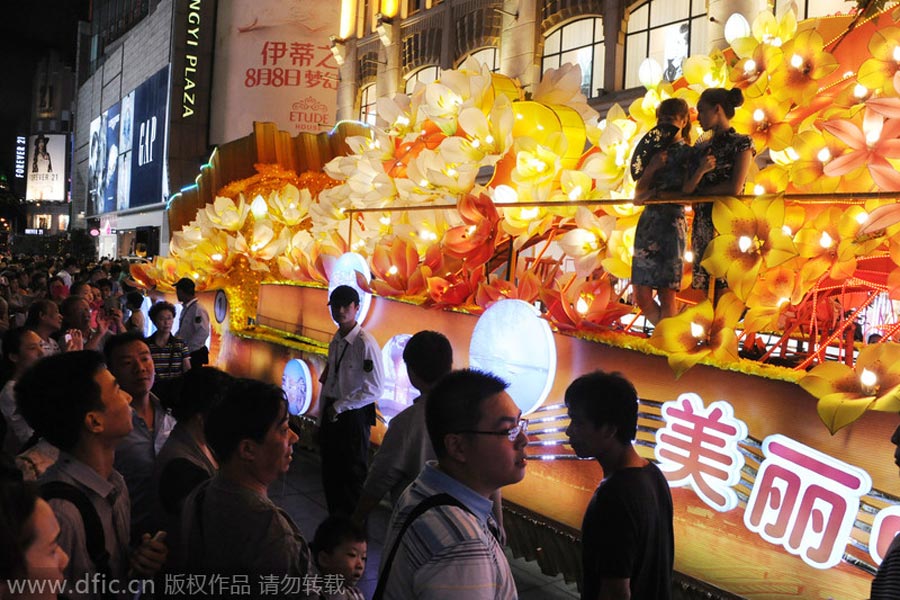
left=744, top=434, right=872, bottom=569
left=655, top=393, right=748, bottom=511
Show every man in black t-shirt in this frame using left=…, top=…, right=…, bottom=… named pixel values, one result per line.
left=565, top=371, right=674, bottom=600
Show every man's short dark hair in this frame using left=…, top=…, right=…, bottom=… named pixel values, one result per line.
left=564, top=371, right=639, bottom=445
left=104, top=331, right=149, bottom=365
left=148, top=301, right=176, bottom=324
left=403, top=331, right=452, bottom=385
left=15, top=351, right=106, bottom=452
left=174, top=277, right=195, bottom=295
left=24, top=299, right=55, bottom=328
left=311, top=515, right=366, bottom=560
left=328, top=285, right=359, bottom=307
left=426, top=369, right=509, bottom=460
left=164, top=366, right=234, bottom=422
left=96, top=278, right=112, bottom=291
left=204, top=378, right=287, bottom=463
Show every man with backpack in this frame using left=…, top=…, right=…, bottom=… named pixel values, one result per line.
left=16, top=351, right=167, bottom=599
left=376, top=369, right=526, bottom=599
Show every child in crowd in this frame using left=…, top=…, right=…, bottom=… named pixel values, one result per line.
left=311, top=515, right=367, bottom=600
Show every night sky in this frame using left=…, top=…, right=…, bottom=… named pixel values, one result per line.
left=0, top=1, right=90, bottom=187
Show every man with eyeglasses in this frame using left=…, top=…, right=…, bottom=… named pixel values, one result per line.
left=376, top=369, right=527, bottom=599
left=565, top=371, right=674, bottom=600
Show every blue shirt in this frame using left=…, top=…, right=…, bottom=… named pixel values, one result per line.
left=380, top=462, right=517, bottom=599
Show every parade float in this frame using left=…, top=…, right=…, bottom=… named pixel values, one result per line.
left=134, top=3, right=900, bottom=597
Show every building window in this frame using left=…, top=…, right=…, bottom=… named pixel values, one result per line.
left=407, top=0, right=425, bottom=15
left=462, top=47, right=500, bottom=72
left=773, top=0, right=857, bottom=20
left=405, top=65, right=441, bottom=94
left=34, top=214, right=52, bottom=230
left=360, top=84, right=378, bottom=126
left=542, top=18, right=605, bottom=99
left=624, top=0, right=707, bottom=89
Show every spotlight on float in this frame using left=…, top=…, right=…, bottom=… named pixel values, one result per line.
left=375, top=13, right=394, bottom=46
left=724, top=14, right=751, bottom=44
left=329, top=35, right=346, bottom=66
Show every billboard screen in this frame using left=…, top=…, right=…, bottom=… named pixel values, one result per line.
left=128, top=65, right=169, bottom=209
left=25, top=133, right=67, bottom=202
left=90, top=66, right=169, bottom=214
left=209, top=0, right=340, bottom=144
left=103, top=103, right=121, bottom=212
left=88, top=103, right=121, bottom=215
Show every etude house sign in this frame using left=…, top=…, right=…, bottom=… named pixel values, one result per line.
left=208, top=0, right=340, bottom=144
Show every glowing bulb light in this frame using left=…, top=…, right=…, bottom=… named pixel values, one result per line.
left=856, top=211, right=869, bottom=225
left=738, top=235, right=753, bottom=253
left=724, top=14, right=751, bottom=44
left=817, top=148, right=832, bottom=163
left=754, top=184, right=766, bottom=195
left=894, top=46, right=900, bottom=62
left=250, top=195, right=268, bottom=218
left=819, top=231, right=834, bottom=248
left=753, top=109, right=766, bottom=122
left=576, top=297, right=589, bottom=315
left=860, top=368, right=878, bottom=393
left=744, top=59, right=758, bottom=75
left=853, top=84, right=869, bottom=99
left=638, top=58, right=663, bottom=88
left=387, top=265, right=399, bottom=275
left=690, top=322, right=705, bottom=339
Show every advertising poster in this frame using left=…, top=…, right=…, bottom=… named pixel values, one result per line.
left=128, top=66, right=169, bottom=208
left=117, top=90, right=135, bottom=210
left=25, top=133, right=67, bottom=202
left=88, top=115, right=104, bottom=215
left=209, top=0, right=340, bottom=144
left=103, top=103, right=121, bottom=213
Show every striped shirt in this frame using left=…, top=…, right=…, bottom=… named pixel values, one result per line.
left=872, top=535, right=900, bottom=600
left=147, top=334, right=189, bottom=380
left=380, top=462, right=517, bottom=599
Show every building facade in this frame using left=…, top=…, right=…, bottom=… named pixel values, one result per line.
left=72, top=0, right=215, bottom=258
left=331, top=0, right=858, bottom=124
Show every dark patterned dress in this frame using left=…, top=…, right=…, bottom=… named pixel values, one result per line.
left=689, top=128, right=754, bottom=290
left=632, top=141, right=693, bottom=290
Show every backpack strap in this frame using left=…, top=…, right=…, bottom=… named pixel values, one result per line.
left=41, top=480, right=114, bottom=598
left=372, top=493, right=474, bottom=600
left=184, top=478, right=211, bottom=569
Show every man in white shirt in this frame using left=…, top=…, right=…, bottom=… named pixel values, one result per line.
left=175, top=277, right=210, bottom=368
left=319, top=285, right=384, bottom=516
